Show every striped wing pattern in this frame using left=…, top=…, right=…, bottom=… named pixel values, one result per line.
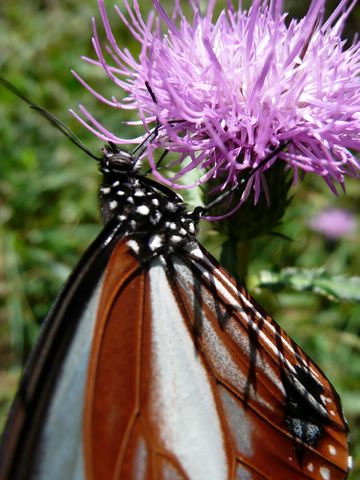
left=82, top=240, right=349, bottom=480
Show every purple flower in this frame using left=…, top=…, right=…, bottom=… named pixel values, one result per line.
left=71, top=0, right=360, bottom=211
left=309, top=207, right=356, bottom=239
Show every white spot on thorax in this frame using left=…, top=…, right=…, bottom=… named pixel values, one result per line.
left=149, top=262, right=228, bottom=480
left=148, top=235, right=163, bottom=251
left=171, top=235, right=183, bottom=244
left=136, top=205, right=150, bottom=215
left=166, top=202, right=177, bottom=212
left=165, top=222, right=177, bottom=230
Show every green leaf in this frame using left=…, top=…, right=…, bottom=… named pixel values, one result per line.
left=255, top=268, right=360, bottom=302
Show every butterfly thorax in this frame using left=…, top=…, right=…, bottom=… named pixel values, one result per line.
left=99, top=146, right=199, bottom=262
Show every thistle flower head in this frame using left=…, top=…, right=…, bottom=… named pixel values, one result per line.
left=72, top=0, right=360, bottom=215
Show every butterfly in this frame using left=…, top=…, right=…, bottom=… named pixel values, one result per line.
left=0, top=77, right=350, bottom=480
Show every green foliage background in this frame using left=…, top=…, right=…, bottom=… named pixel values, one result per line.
left=0, top=0, right=359, bottom=477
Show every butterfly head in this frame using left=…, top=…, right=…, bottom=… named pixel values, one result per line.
left=100, top=143, right=138, bottom=175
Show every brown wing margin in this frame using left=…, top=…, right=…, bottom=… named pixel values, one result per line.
left=164, top=246, right=349, bottom=480
left=83, top=239, right=146, bottom=479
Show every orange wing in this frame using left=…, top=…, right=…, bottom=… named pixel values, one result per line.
left=83, top=241, right=350, bottom=480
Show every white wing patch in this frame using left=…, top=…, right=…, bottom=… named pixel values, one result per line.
left=218, top=386, right=253, bottom=457
left=34, top=276, right=104, bottom=480
left=149, top=260, right=228, bottom=480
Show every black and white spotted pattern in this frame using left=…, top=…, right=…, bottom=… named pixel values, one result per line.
left=99, top=144, right=199, bottom=262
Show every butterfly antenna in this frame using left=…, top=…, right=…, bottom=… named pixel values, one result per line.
left=131, top=81, right=161, bottom=162
left=201, top=142, right=289, bottom=214
left=0, top=76, right=101, bottom=161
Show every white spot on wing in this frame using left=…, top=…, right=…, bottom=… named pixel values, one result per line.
left=149, top=261, right=228, bottom=480
left=307, top=463, right=314, bottom=472
left=320, top=466, right=330, bottom=480
left=321, top=395, right=332, bottom=404
left=329, top=445, right=337, bottom=456
left=101, top=187, right=111, bottom=194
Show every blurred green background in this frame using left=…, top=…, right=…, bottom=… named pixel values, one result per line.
left=0, top=0, right=359, bottom=477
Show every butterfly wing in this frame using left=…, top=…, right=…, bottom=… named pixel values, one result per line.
left=0, top=220, right=125, bottom=480
left=83, top=241, right=349, bottom=480
left=169, top=245, right=350, bottom=479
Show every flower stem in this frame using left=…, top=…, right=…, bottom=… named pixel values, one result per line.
left=235, top=240, right=253, bottom=287
left=220, top=239, right=252, bottom=287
